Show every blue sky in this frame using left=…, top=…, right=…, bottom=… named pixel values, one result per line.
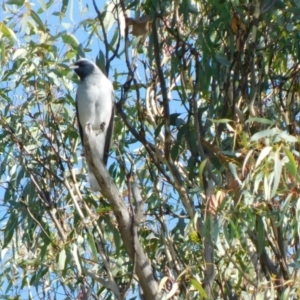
left=0, top=1, right=126, bottom=299
left=0, top=0, right=187, bottom=298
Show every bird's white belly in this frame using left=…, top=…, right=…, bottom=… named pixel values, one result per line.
left=76, top=82, right=112, bottom=131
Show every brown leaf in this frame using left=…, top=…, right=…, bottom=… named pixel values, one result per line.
left=230, top=14, right=246, bottom=34
left=230, top=16, right=239, bottom=34
left=126, top=15, right=152, bottom=36
left=207, top=191, right=226, bottom=215
left=226, top=177, right=240, bottom=191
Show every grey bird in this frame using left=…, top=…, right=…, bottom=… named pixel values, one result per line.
left=71, top=58, right=114, bottom=191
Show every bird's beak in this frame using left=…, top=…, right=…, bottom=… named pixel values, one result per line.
left=70, top=64, right=79, bottom=70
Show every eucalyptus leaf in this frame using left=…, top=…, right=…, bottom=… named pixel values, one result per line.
left=58, top=249, right=66, bottom=271
left=0, top=0, right=299, bottom=298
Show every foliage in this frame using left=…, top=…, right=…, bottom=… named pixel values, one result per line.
left=1, top=0, right=300, bottom=299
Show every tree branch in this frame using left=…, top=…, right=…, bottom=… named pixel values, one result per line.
left=152, top=17, right=171, bottom=162
left=83, top=133, right=160, bottom=300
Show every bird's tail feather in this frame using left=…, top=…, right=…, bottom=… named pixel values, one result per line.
left=88, top=172, right=100, bottom=191
left=86, top=160, right=100, bottom=191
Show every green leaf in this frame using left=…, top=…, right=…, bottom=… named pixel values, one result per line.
left=285, top=149, right=299, bottom=181
left=5, top=0, right=24, bottom=5
left=87, top=232, right=98, bottom=261
left=280, top=285, right=290, bottom=300
left=190, top=278, right=208, bottom=298
left=58, top=249, right=66, bottom=270
left=255, top=146, right=272, bottom=168
left=37, top=0, right=47, bottom=12
left=264, top=173, right=271, bottom=200
left=242, top=149, right=253, bottom=175
left=47, top=71, right=61, bottom=86
left=256, top=216, right=265, bottom=255
left=9, top=164, right=18, bottom=177
left=278, top=131, right=298, bottom=143
left=61, top=0, right=69, bottom=16
left=96, top=49, right=106, bottom=72
left=271, top=147, right=282, bottom=198
left=61, top=33, right=79, bottom=50
left=154, top=121, right=164, bottom=138
left=229, top=162, right=242, bottom=185
left=5, top=281, right=13, bottom=295
left=3, top=213, right=18, bottom=248
left=254, top=171, right=264, bottom=194
left=30, top=267, right=49, bottom=285
left=208, top=118, right=232, bottom=124
left=245, top=117, right=274, bottom=125
left=171, top=142, right=180, bottom=161
left=199, top=158, right=207, bottom=185
left=71, top=243, right=82, bottom=275
left=103, top=2, right=116, bottom=32
left=30, top=10, right=46, bottom=32
left=282, top=193, right=293, bottom=212
left=96, top=206, right=112, bottom=214
left=215, top=54, right=231, bottom=66
left=0, top=41, right=6, bottom=62
left=0, top=22, right=18, bottom=44
left=12, top=48, right=27, bottom=60
left=250, top=128, right=280, bottom=142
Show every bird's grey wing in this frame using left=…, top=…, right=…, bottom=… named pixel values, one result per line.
left=103, top=94, right=114, bottom=165
left=75, top=100, right=84, bottom=146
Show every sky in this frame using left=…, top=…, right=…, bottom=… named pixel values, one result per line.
left=0, top=0, right=130, bottom=299
left=0, top=0, right=186, bottom=298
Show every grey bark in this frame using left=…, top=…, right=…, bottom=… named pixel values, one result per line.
left=83, top=133, right=160, bottom=300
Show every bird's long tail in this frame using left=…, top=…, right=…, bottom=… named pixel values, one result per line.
left=87, top=170, right=100, bottom=191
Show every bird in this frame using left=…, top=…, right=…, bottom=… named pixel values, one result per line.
left=71, top=58, right=114, bottom=191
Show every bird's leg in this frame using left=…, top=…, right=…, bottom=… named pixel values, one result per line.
left=85, top=122, right=91, bottom=134
left=100, top=122, right=106, bottom=132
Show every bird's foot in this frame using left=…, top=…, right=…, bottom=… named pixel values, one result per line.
left=100, top=122, right=106, bottom=131
left=95, top=122, right=106, bottom=136
left=85, top=122, right=91, bottom=134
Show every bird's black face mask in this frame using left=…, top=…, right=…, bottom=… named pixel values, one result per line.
left=71, top=60, right=95, bottom=80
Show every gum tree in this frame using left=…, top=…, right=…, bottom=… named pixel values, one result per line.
left=1, top=0, right=300, bottom=299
